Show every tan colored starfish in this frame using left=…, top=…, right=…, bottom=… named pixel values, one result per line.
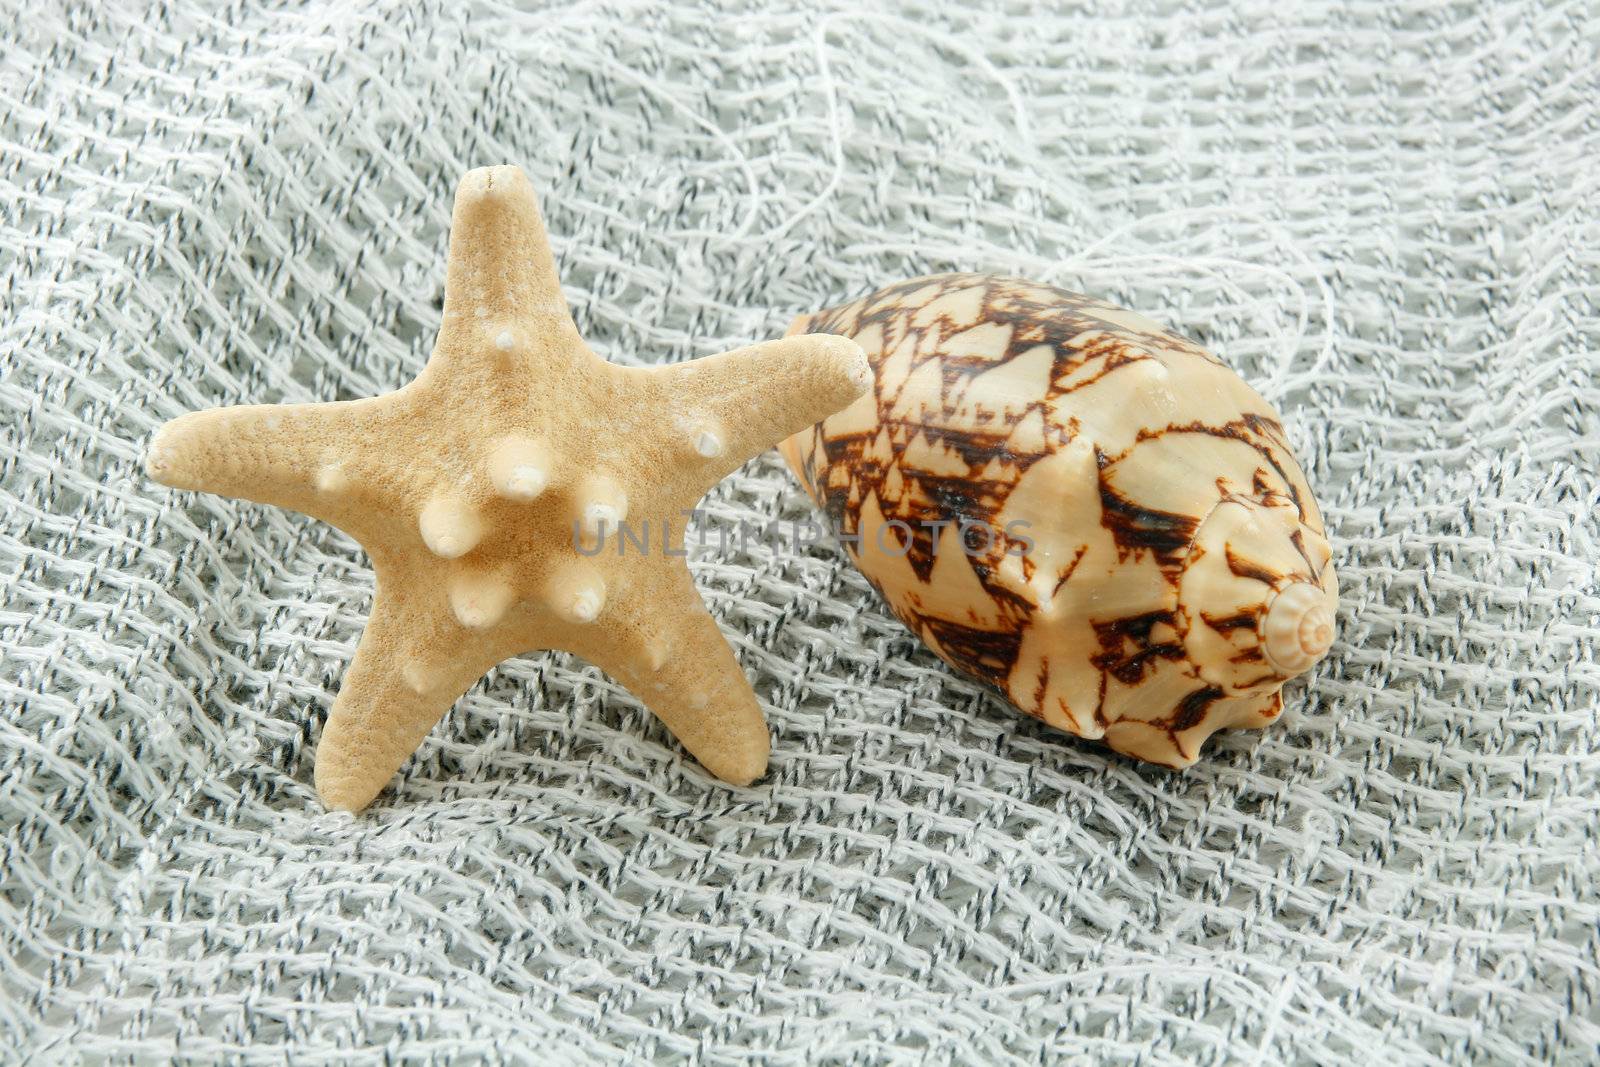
left=147, top=165, right=868, bottom=812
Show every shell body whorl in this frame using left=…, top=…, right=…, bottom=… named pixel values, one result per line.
left=779, top=273, right=1337, bottom=767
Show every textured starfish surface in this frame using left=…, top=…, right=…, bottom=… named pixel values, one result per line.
left=146, top=165, right=869, bottom=812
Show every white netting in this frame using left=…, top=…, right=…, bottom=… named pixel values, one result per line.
left=2, top=1, right=1598, bottom=1062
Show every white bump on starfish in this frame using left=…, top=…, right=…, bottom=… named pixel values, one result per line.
left=449, top=569, right=515, bottom=629
left=546, top=563, right=606, bottom=624
left=419, top=493, right=483, bottom=559
left=506, top=466, right=546, bottom=499
left=315, top=461, right=348, bottom=493
left=494, top=329, right=516, bottom=352
left=578, top=475, right=628, bottom=539
left=402, top=660, right=433, bottom=695
left=690, top=423, right=725, bottom=458
left=486, top=436, right=551, bottom=502
left=569, top=588, right=602, bottom=623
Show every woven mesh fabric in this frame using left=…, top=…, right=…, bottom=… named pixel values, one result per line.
left=3, top=1, right=1598, bottom=1062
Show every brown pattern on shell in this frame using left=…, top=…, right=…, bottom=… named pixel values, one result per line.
left=780, top=273, right=1339, bottom=768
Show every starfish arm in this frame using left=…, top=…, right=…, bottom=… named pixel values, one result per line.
left=434, top=164, right=578, bottom=359
left=146, top=398, right=390, bottom=538
left=576, top=556, right=770, bottom=785
left=314, top=571, right=507, bottom=812
left=636, top=333, right=871, bottom=506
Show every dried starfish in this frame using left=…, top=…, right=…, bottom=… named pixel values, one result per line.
left=147, top=165, right=868, bottom=811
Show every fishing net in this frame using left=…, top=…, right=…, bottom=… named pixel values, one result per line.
left=2, top=1, right=1596, bottom=1061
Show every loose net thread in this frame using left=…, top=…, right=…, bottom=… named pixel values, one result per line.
left=1, top=1, right=1597, bottom=1063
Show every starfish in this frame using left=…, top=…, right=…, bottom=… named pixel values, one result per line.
left=147, top=164, right=868, bottom=812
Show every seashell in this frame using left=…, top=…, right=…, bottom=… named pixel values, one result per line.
left=779, top=273, right=1338, bottom=767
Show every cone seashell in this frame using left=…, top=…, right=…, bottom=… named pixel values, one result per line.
left=779, top=274, right=1338, bottom=767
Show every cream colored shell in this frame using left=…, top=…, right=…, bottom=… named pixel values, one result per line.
left=779, top=274, right=1338, bottom=767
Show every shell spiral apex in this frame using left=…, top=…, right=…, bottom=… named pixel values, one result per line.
left=1262, top=582, right=1336, bottom=676
left=779, top=273, right=1338, bottom=768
